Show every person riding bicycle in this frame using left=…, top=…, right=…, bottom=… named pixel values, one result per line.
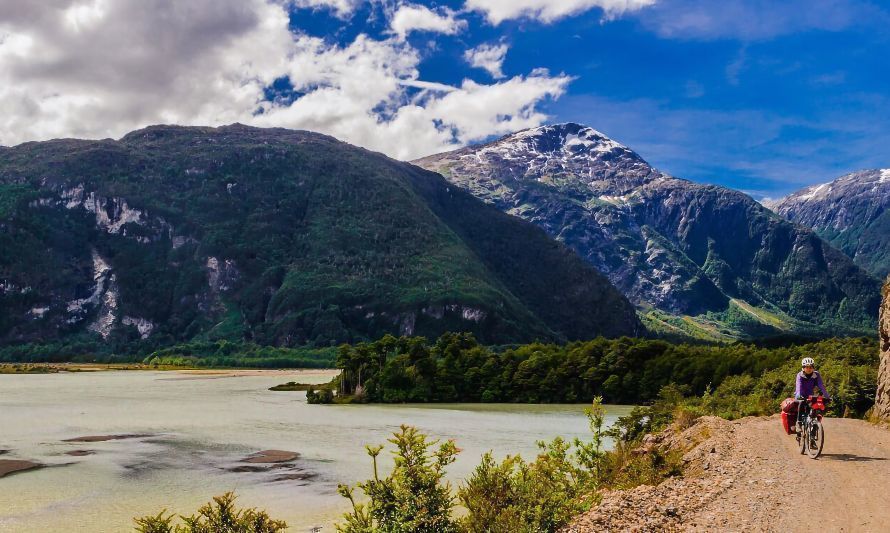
left=795, top=357, right=829, bottom=428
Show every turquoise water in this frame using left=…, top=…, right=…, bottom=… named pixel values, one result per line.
left=0, top=370, right=633, bottom=532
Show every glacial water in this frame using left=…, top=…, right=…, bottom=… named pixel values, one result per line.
left=0, top=370, right=634, bottom=532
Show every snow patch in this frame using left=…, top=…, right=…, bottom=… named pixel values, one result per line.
left=797, top=182, right=831, bottom=201
left=880, top=169, right=890, bottom=184
left=29, top=306, right=49, bottom=318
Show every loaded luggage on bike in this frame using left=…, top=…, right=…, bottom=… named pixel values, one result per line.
left=780, top=397, right=798, bottom=435
left=778, top=357, right=831, bottom=458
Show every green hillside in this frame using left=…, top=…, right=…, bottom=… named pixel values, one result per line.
left=0, top=124, right=640, bottom=354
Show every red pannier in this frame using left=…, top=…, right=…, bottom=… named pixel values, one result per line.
left=780, top=397, right=798, bottom=435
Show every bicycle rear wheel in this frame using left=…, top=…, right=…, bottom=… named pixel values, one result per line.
left=806, top=420, right=824, bottom=459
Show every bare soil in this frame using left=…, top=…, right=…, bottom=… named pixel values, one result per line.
left=565, top=415, right=890, bottom=532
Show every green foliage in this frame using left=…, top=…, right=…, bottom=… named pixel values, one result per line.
left=459, top=398, right=609, bottom=533
left=143, top=340, right=336, bottom=368
left=459, top=439, right=587, bottom=533
left=339, top=398, right=682, bottom=533
left=133, top=492, right=286, bottom=533
left=335, top=332, right=877, bottom=407
left=306, top=386, right=334, bottom=404
left=336, top=425, right=459, bottom=533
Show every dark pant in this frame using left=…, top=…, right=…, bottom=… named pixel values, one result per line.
left=796, top=400, right=810, bottom=428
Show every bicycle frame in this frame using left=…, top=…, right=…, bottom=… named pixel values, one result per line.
left=795, top=395, right=826, bottom=430
left=796, top=395, right=828, bottom=458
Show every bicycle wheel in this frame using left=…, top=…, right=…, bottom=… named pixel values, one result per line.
left=806, top=420, right=824, bottom=459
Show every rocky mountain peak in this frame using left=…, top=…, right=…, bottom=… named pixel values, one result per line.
left=772, top=168, right=890, bottom=278
left=414, top=124, right=880, bottom=340
left=777, top=169, right=890, bottom=210
left=415, top=122, right=665, bottom=197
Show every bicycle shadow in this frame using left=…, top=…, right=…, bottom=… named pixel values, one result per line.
left=819, top=453, right=887, bottom=462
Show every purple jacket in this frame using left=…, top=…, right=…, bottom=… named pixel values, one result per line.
left=795, top=370, right=828, bottom=399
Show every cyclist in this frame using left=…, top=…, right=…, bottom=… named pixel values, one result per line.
left=795, top=357, right=829, bottom=428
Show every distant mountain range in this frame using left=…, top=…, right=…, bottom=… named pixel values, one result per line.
left=414, top=123, right=880, bottom=340
left=769, top=169, right=890, bottom=280
left=0, top=124, right=641, bottom=349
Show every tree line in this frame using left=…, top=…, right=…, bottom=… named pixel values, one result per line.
left=335, top=333, right=877, bottom=415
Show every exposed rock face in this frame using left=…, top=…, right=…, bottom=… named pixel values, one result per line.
left=414, top=123, right=880, bottom=339
left=771, top=169, right=890, bottom=278
left=876, top=279, right=890, bottom=419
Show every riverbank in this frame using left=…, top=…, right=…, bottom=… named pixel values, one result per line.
left=0, top=362, right=337, bottom=374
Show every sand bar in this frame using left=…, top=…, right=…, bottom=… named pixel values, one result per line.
left=241, top=450, right=300, bottom=463
left=0, top=459, right=42, bottom=478
left=63, top=433, right=153, bottom=443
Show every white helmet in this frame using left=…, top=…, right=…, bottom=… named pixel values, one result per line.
left=801, top=357, right=815, bottom=367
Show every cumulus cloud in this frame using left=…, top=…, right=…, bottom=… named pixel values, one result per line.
left=389, top=3, right=465, bottom=40
left=464, top=0, right=656, bottom=24
left=0, top=0, right=569, bottom=160
left=464, top=42, right=509, bottom=78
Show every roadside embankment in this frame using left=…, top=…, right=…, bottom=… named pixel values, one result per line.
left=565, top=415, right=890, bottom=532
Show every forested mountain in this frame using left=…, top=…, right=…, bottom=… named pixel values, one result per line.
left=414, top=123, right=880, bottom=340
left=769, top=169, right=890, bottom=279
left=0, top=124, right=641, bottom=349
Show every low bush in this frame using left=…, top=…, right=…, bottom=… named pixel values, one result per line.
left=133, top=492, right=286, bottom=533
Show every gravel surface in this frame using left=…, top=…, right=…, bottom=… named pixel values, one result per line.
left=564, top=415, right=890, bottom=532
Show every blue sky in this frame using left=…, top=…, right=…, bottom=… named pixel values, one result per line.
left=1, top=0, right=888, bottom=199
left=284, top=0, right=890, bottom=198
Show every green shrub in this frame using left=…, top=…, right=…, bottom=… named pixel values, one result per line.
left=336, top=425, right=458, bottom=533
left=306, top=387, right=334, bottom=404
left=459, top=398, right=610, bottom=532
left=133, top=492, right=286, bottom=533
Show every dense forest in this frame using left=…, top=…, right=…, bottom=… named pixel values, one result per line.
left=333, top=333, right=878, bottom=416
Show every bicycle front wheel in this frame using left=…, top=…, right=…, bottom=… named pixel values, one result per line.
left=806, top=420, right=824, bottom=459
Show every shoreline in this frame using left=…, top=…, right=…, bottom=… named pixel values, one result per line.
left=0, top=363, right=338, bottom=374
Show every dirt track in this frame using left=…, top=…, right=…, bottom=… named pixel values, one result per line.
left=692, top=417, right=890, bottom=532
left=566, top=416, right=890, bottom=532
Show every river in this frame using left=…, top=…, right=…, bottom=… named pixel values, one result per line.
left=0, top=369, right=634, bottom=532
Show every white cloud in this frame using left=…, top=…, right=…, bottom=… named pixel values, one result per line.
left=389, top=4, right=465, bottom=40
left=254, top=36, right=570, bottom=158
left=464, top=42, right=509, bottom=78
left=465, top=0, right=656, bottom=24
left=289, top=0, right=363, bottom=18
left=0, top=0, right=569, bottom=160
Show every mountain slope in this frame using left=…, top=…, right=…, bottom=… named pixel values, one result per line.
left=414, top=123, right=880, bottom=339
left=0, top=124, right=640, bottom=349
left=770, top=169, right=890, bottom=278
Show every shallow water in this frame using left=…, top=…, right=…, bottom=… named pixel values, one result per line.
left=0, top=370, right=634, bottom=532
